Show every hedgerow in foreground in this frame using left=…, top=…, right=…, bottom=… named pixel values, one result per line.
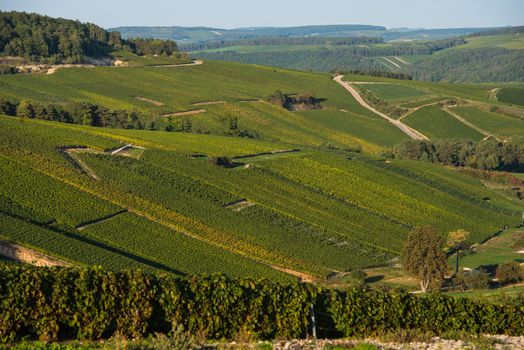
left=1, top=266, right=523, bottom=344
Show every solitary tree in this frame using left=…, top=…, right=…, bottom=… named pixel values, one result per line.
left=401, top=225, right=448, bottom=293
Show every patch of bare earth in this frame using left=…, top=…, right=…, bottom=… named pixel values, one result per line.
left=192, top=100, right=226, bottom=106
left=223, top=199, right=255, bottom=212
left=134, top=96, right=164, bottom=106
left=0, top=240, right=69, bottom=267
left=162, top=109, right=206, bottom=117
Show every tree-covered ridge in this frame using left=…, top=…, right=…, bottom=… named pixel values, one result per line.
left=408, top=47, right=524, bottom=82
left=179, top=36, right=384, bottom=52
left=0, top=11, right=180, bottom=63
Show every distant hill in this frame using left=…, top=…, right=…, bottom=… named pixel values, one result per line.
left=109, top=24, right=496, bottom=44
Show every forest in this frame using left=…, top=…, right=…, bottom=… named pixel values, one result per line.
left=408, top=47, right=524, bottom=82
left=179, top=36, right=384, bottom=51
left=0, top=11, right=180, bottom=63
left=390, top=139, right=524, bottom=172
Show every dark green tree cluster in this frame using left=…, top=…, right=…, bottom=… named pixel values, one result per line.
left=0, top=11, right=124, bottom=63
left=408, top=47, right=524, bottom=82
left=467, top=26, right=524, bottom=38
left=0, top=11, right=181, bottom=63
left=180, top=36, right=383, bottom=52
left=125, top=37, right=178, bottom=56
left=390, top=139, right=524, bottom=171
left=264, top=90, right=320, bottom=110
left=0, top=97, right=145, bottom=129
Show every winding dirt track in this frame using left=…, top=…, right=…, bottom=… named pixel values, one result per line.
left=333, top=75, right=429, bottom=140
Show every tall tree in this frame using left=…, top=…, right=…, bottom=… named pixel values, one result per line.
left=401, top=225, right=448, bottom=293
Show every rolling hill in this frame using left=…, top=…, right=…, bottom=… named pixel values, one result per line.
left=1, top=56, right=523, bottom=282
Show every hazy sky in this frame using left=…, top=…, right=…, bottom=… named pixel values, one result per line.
left=1, top=0, right=523, bottom=29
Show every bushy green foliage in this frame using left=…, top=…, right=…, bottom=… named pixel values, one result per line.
left=496, top=261, right=524, bottom=285
left=453, top=270, right=490, bottom=291
left=408, top=48, right=524, bottom=83
left=1, top=266, right=523, bottom=344
left=497, top=87, right=524, bottom=106
left=401, top=226, right=448, bottom=292
left=0, top=11, right=180, bottom=63
left=391, top=139, right=524, bottom=172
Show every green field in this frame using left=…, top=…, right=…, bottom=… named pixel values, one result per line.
left=0, top=58, right=523, bottom=282
left=456, top=34, right=524, bottom=50
left=450, top=106, right=524, bottom=138
left=497, top=87, right=524, bottom=106
left=403, top=106, right=484, bottom=140
left=0, top=111, right=521, bottom=280
left=359, top=83, right=430, bottom=102
left=457, top=228, right=524, bottom=270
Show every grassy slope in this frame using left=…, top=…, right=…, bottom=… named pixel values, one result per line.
left=359, top=83, right=430, bottom=102
left=450, top=106, right=524, bottom=138
left=0, top=60, right=408, bottom=152
left=455, top=34, right=524, bottom=50
left=402, top=106, right=484, bottom=140
left=497, top=87, right=524, bottom=106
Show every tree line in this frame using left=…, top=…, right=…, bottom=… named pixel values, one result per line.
left=0, top=11, right=180, bottom=63
left=196, top=37, right=466, bottom=75
left=388, top=139, right=524, bottom=172
left=179, top=36, right=384, bottom=52
left=0, top=97, right=147, bottom=129
left=0, top=97, right=259, bottom=138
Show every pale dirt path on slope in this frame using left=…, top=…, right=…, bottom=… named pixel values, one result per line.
left=162, top=109, right=206, bottom=117
left=443, top=107, right=502, bottom=141
left=394, top=56, right=410, bottom=65
left=382, top=57, right=401, bottom=68
left=0, top=239, right=69, bottom=267
left=149, top=59, right=203, bottom=68
left=333, top=75, right=429, bottom=140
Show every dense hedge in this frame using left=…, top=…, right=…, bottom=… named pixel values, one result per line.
left=0, top=266, right=523, bottom=344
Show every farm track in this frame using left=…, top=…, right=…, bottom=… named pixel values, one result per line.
left=149, top=59, right=203, bottom=68
left=192, top=100, right=226, bottom=106
left=162, top=109, right=206, bottom=117
left=134, top=96, right=164, bottom=106
left=61, top=145, right=146, bottom=180
left=394, top=56, right=410, bottom=65
left=398, top=101, right=447, bottom=120
left=333, top=75, right=429, bottom=140
left=382, top=57, right=401, bottom=68
left=442, top=107, right=502, bottom=141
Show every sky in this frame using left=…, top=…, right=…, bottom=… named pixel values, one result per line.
left=1, top=0, right=523, bottom=29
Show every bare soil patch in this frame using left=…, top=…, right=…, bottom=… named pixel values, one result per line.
left=0, top=239, right=69, bottom=267
left=223, top=199, right=255, bottom=212
left=134, top=96, right=165, bottom=106
left=192, top=100, right=226, bottom=106
left=162, top=109, right=206, bottom=117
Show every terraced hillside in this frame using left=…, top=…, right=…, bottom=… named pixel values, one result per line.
left=1, top=59, right=523, bottom=281
left=0, top=112, right=521, bottom=281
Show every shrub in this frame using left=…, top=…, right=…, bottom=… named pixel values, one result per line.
left=453, top=270, right=490, bottom=291
left=0, top=266, right=523, bottom=344
left=496, top=261, right=523, bottom=285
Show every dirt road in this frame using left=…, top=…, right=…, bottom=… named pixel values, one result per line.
left=150, top=60, right=203, bottom=68
left=333, top=75, right=429, bottom=140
